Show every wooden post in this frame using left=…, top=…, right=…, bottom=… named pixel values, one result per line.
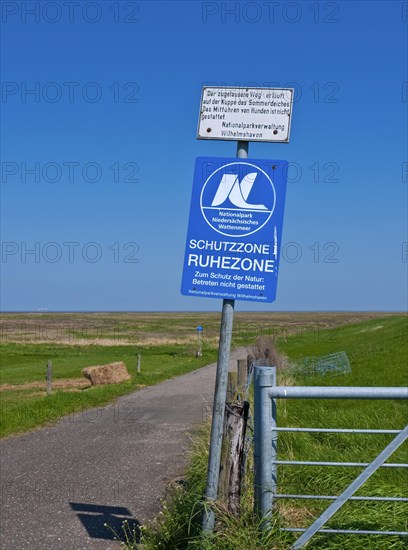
left=237, top=359, right=247, bottom=397
left=196, top=330, right=203, bottom=357
left=218, top=400, right=249, bottom=515
left=137, top=353, right=141, bottom=374
left=226, top=371, right=238, bottom=402
left=46, top=360, right=52, bottom=395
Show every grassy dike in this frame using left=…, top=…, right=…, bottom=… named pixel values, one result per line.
left=131, top=315, right=407, bottom=550
left=0, top=343, right=218, bottom=438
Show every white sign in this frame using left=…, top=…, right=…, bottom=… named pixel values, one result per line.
left=197, top=86, right=293, bottom=143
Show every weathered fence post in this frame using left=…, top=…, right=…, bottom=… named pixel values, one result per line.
left=227, top=371, right=238, bottom=402
left=46, top=360, right=52, bottom=395
left=247, top=355, right=254, bottom=385
left=218, top=400, right=249, bottom=515
left=237, top=359, right=247, bottom=396
left=253, top=365, right=277, bottom=528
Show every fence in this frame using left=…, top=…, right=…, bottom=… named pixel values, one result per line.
left=289, top=351, right=351, bottom=377
left=253, top=365, right=408, bottom=548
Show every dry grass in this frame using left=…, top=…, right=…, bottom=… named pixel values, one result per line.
left=0, top=378, right=90, bottom=391
left=82, top=361, right=131, bottom=385
left=278, top=503, right=317, bottom=528
left=251, top=336, right=289, bottom=369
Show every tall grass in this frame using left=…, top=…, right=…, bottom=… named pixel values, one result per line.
left=134, top=428, right=293, bottom=550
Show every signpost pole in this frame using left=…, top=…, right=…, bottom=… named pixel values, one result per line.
left=236, top=140, right=248, bottom=158
left=202, top=141, right=248, bottom=534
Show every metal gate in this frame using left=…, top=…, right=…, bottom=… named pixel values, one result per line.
left=253, top=366, right=408, bottom=548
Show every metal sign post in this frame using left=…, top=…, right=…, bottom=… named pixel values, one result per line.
left=181, top=86, right=292, bottom=534
left=202, top=141, right=248, bottom=533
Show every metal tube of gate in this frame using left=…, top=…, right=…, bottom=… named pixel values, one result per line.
left=202, top=141, right=248, bottom=534
left=254, top=365, right=277, bottom=528
left=268, top=386, right=408, bottom=400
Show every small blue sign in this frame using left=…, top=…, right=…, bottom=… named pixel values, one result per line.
left=197, top=325, right=203, bottom=332
left=181, top=157, right=288, bottom=303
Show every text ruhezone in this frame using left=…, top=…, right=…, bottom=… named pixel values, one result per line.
left=187, top=239, right=275, bottom=293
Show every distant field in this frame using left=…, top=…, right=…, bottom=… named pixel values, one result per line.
left=0, top=312, right=229, bottom=437
left=0, top=311, right=395, bottom=346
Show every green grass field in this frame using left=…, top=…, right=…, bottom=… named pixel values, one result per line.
left=275, top=315, right=407, bottom=549
left=136, top=314, right=407, bottom=550
left=0, top=342, right=217, bottom=438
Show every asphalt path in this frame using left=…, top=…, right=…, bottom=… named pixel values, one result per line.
left=0, top=348, right=248, bottom=549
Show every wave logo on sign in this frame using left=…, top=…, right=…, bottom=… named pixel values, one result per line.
left=200, top=162, right=275, bottom=238
left=211, top=173, right=268, bottom=210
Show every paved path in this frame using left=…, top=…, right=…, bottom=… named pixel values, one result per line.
left=0, top=349, right=248, bottom=549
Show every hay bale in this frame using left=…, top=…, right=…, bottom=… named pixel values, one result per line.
left=82, top=361, right=131, bottom=386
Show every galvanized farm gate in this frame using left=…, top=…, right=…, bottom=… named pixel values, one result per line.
left=253, top=365, right=408, bottom=548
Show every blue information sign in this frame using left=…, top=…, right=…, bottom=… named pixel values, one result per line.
left=181, top=157, right=288, bottom=303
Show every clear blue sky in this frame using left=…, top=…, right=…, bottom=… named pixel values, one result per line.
left=1, top=0, right=407, bottom=311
